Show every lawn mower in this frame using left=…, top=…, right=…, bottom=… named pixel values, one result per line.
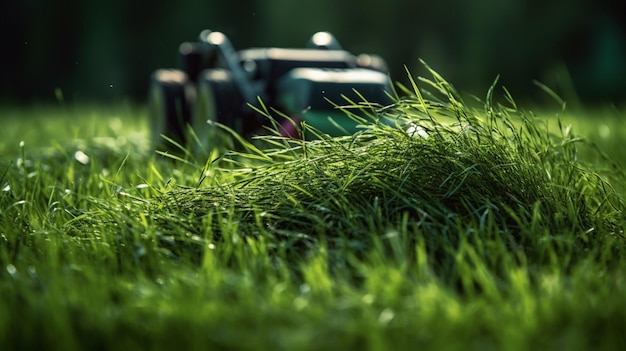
left=148, top=30, right=393, bottom=151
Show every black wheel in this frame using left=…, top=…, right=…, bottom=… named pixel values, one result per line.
left=178, top=42, right=216, bottom=83
left=148, top=69, right=195, bottom=148
left=193, top=69, right=245, bottom=152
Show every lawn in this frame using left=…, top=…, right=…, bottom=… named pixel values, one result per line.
left=1, top=70, right=625, bottom=350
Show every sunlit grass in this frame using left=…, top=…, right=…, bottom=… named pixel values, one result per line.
left=1, top=67, right=625, bottom=350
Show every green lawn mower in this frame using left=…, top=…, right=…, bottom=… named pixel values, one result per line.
left=149, top=30, right=393, bottom=150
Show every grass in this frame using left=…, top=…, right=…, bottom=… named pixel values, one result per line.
left=1, top=67, right=626, bottom=350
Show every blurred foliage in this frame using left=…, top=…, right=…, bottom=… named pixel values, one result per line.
left=1, top=0, right=625, bottom=104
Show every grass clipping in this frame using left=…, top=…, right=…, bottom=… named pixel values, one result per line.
left=154, top=66, right=624, bottom=266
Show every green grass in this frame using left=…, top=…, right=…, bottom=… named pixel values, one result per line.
left=1, top=68, right=626, bottom=350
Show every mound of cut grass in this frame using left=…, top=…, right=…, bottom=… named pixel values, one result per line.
left=140, top=66, right=624, bottom=284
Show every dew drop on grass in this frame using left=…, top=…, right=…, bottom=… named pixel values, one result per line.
left=361, top=294, right=375, bottom=305
left=598, top=124, right=610, bottom=139
left=6, top=264, right=17, bottom=277
left=299, top=283, right=311, bottom=295
left=74, top=150, right=90, bottom=165
left=135, top=245, right=146, bottom=258
left=293, top=297, right=308, bottom=310
left=378, top=308, right=395, bottom=325
left=27, top=266, right=37, bottom=279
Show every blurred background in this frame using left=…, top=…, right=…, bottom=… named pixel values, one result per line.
left=1, top=0, right=625, bottom=106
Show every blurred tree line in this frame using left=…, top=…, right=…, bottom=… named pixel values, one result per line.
left=1, top=0, right=624, bottom=105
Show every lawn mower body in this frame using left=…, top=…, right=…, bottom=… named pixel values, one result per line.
left=149, top=30, right=393, bottom=150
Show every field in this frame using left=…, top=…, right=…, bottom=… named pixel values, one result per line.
left=1, top=71, right=625, bottom=350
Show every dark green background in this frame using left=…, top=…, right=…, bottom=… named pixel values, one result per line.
left=2, top=0, right=625, bottom=104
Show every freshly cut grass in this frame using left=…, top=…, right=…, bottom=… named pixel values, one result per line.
left=149, top=67, right=624, bottom=283
left=1, top=66, right=625, bottom=350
